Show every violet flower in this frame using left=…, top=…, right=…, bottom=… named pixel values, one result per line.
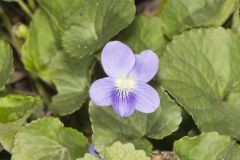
left=90, top=41, right=160, bottom=117
left=89, top=143, right=99, bottom=157
left=89, top=144, right=106, bottom=160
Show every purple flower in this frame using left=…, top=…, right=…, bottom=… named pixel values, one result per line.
left=90, top=41, right=160, bottom=117
left=89, top=143, right=99, bottom=157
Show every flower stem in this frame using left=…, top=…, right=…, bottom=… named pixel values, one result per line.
left=0, top=7, right=21, bottom=53
left=33, top=78, right=51, bottom=107
left=0, top=7, right=12, bottom=33
left=27, top=0, right=36, bottom=11
left=17, top=0, right=33, bottom=18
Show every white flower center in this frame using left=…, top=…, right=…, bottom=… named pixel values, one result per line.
left=115, top=76, right=135, bottom=92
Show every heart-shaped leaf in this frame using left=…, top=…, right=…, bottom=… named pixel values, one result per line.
left=90, top=87, right=182, bottom=154
left=0, top=112, right=31, bottom=152
left=174, top=132, right=240, bottom=159
left=159, top=0, right=238, bottom=38
left=49, top=53, right=94, bottom=115
left=12, top=117, right=88, bottom=160
left=40, top=0, right=136, bottom=58
left=78, top=142, right=150, bottom=160
left=159, top=27, right=240, bottom=139
left=0, top=94, right=38, bottom=123
left=0, top=94, right=39, bottom=152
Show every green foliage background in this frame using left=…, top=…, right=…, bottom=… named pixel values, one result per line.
left=1, top=0, right=240, bottom=159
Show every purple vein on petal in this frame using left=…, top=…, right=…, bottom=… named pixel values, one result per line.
left=111, top=89, right=136, bottom=117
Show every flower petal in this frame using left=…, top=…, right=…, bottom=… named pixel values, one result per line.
left=88, top=144, right=99, bottom=157
left=134, top=82, right=160, bottom=113
left=89, top=77, right=114, bottom=106
left=129, top=50, right=159, bottom=82
left=101, top=41, right=135, bottom=77
left=111, top=91, right=136, bottom=117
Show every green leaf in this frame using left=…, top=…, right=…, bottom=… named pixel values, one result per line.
left=174, top=132, right=240, bottom=160
left=218, top=143, right=240, bottom=160
left=159, top=0, right=238, bottom=38
left=77, top=154, right=98, bottom=160
left=62, top=0, right=136, bottom=58
left=0, top=41, right=13, bottom=89
left=0, top=112, right=30, bottom=152
left=90, top=87, right=182, bottom=154
left=159, top=27, right=240, bottom=139
left=79, top=142, right=150, bottom=160
left=49, top=53, right=94, bottom=115
left=0, top=94, right=38, bottom=123
left=12, top=117, right=88, bottom=160
left=39, top=0, right=83, bottom=46
left=22, top=10, right=94, bottom=115
left=102, top=142, right=150, bottom=160
left=39, top=0, right=85, bottom=30
left=40, top=0, right=135, bottom=58
left=22, top=10, right=57, bottom=83
left=0, top=94, right=39, bottom=151
left=117, top=16, right=168, bottom=56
